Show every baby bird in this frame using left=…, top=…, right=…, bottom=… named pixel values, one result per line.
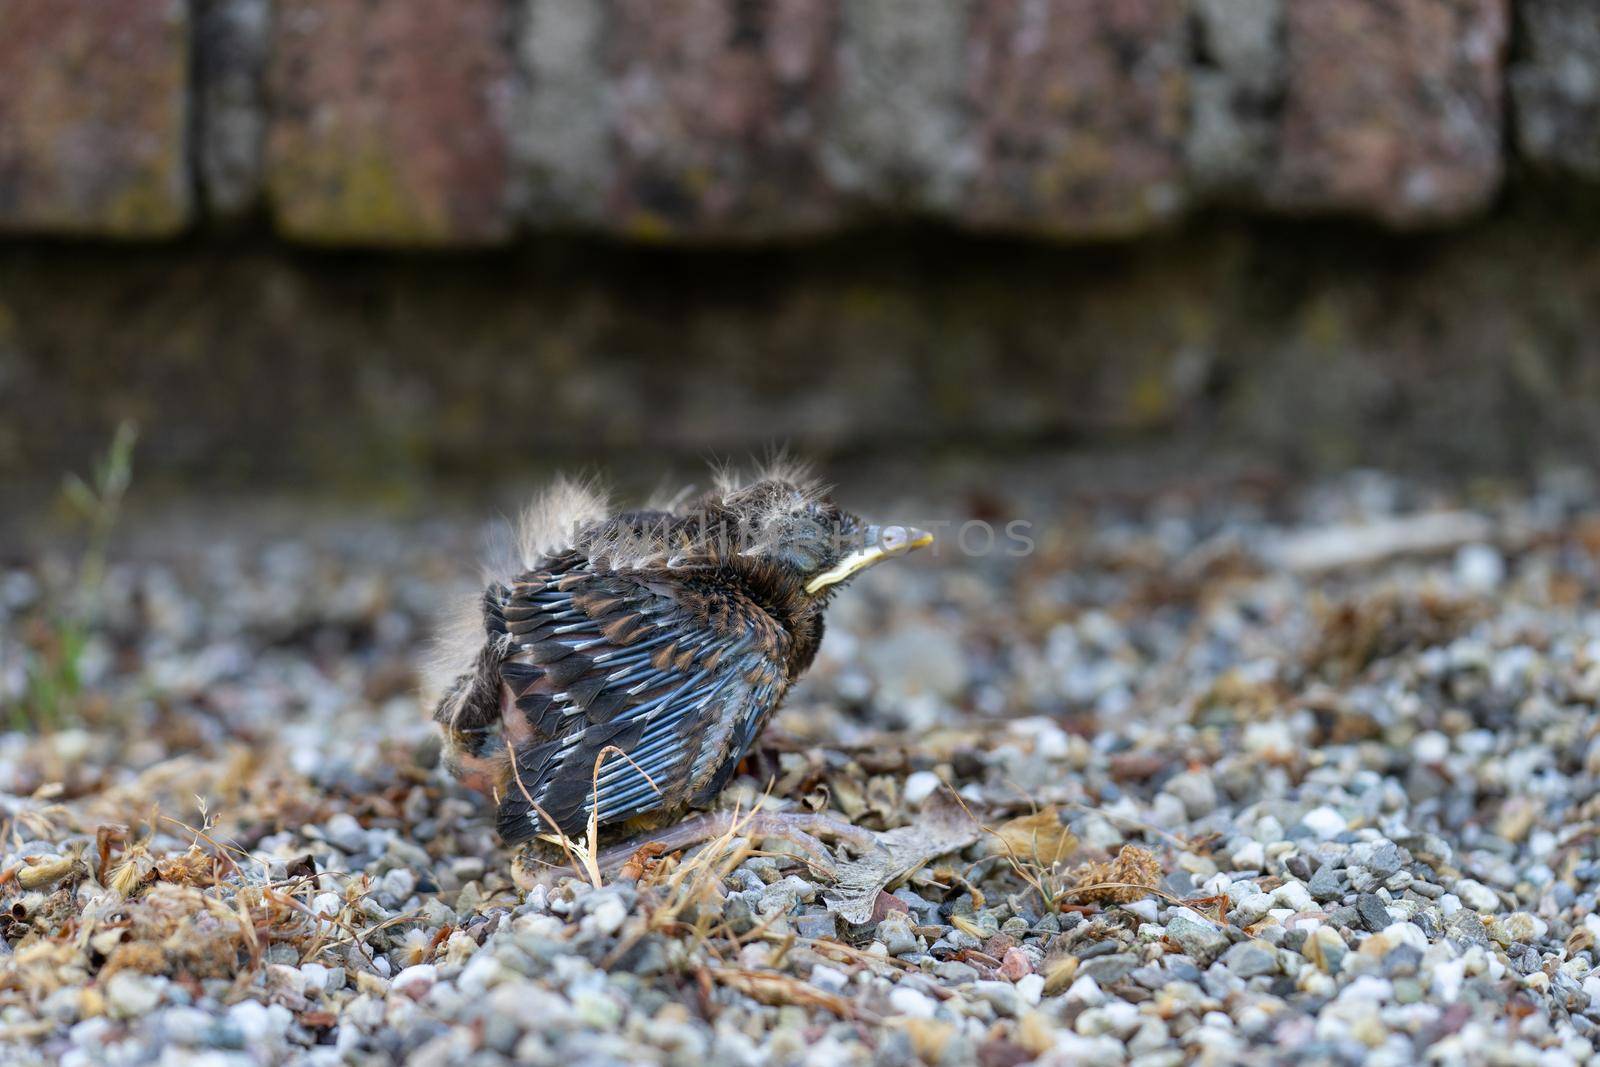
left=429, top=463, right=931, bottom=852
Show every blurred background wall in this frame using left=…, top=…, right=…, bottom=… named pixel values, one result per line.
left=2, top=0, right=1599, bottom=486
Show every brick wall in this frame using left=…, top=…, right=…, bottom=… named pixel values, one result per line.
left=1, top=0, right=1593, bottom=245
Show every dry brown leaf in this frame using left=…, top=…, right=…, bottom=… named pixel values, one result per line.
left=822, top=793, right=982, bottom=924
left=865, top=775, right=898, bottom=823
left=995, top=807, right=1078, bottom=868
left=100, top=942, right=166, bottom=978
left=829, top=776, right=865, bottom=818
left=1041, top=955, right=1080, bottom=996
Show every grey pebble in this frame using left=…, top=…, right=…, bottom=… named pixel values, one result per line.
left=1080, top=953, right=1140, bottom=984
left=1077, top=939, right=1123, bottom=959
left=1308, top=864, right=1346, bottom=901
left=878, top=917, right=920, bottom=956
left=1222, top=940, right=1279, bottom=978
left=795, top=911, right=838, bottom=940
left=934, top=960, right=980, bottom=984
left=1355, top=894, right=1393, bottom=932
left=1166, top=915, right=1230, bottom=965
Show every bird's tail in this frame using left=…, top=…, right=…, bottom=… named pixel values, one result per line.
left=494, top=737, right=574, bottom=844
left=430, top=584, right=514, bottom=795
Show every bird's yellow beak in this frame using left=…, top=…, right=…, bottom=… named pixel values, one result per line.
left=805, top=525, right=934, bottom=594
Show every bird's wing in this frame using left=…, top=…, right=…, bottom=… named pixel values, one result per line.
left=493, top=560, right=790, bottom=842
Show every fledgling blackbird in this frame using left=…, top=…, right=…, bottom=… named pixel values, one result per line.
left=429, top=462, right=931, bottom=849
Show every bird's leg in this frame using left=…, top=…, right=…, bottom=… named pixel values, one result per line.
left=754, top=810, right=881, bottom=855
left=594, top=810, right=882, bottom=880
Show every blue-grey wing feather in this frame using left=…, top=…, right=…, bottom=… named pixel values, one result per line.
left=493, top=563, right=788, bottom=841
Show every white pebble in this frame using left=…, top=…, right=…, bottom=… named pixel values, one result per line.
left=1123, top=897, right=1160, bottom=923
left=227, top=1000, right=292, bottom=1045
left=1075, top=1000, right=1140, bottom=1037
left=1455, top=879, right=1500, bottom=913
left=1232, top=841, right=1266, bottom=870
left=457, top=953, right=507, bottom=996
left=1425, top=958, right=1466, bottom=1003
left=1454, top=543, right=1504, bottom=592
left=581, top=895, right=628, bottom=936
left=312, top=889, right=342, bottom=914
left=1413, top=731, right=1450, bottom=764
left=390, top=964, right=437, bottom=999
left=1272, top=882, right=1315, bottom=913
left=808, top=965, right=849, bottom=993
left=1301, top=807, right=1347, bottom=840
left=902, top=771, right=941, bottom=806
left=1504, top=912, right=1549, bottom=942
left=1050, top=1033, right=1129, bottom=1067
left=104, top=973, right=163, bottom=1018
left=888, top=987, right=937, bottom=1018
left=299, top=963, right=332, bottom=994
left=1065, top=975, right=1105, bottom=1005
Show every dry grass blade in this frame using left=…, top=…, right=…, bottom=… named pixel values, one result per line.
left=601, top=799, right=763, bottom=969
left=156, top=813, right=262, bottom=878
left=709, top=966, right=873, bottom=1022
left=17, top=856, right=78, bottom=891
left=520, top=741, right=668, bottom=889
left=941, top=779, right=1069, bottom=913
left=767, top=933, right=915, bottom=975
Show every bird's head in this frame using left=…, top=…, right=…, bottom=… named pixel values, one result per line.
left=698, top=476, right=933, bottom=603
left=549, top=461, right=932, bottom=617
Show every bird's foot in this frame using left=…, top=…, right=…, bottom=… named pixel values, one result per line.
left=594, top=809, right=880, bottom=880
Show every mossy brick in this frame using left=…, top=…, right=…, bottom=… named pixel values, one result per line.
left=964, top=0, right=1189, bottom=238
left=0, top=0, right=191, bottom=237
left=605, top=0, right=841, bottom=239
left=1271, top=0, right=1509, bottom=225
left=265, top=0, right=516, bottom=246
left=819, top=0, right=974, bottom=215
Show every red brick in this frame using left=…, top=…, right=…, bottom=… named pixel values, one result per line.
left=0, top=0, right=191, bottom=236
left=606, top=0, right=839, bottom=238
left=1272, top=0, right=1509, bottom=225
left=266, top=0, right=515, bottom=246
left=965, top=0, right=1188, bottom=237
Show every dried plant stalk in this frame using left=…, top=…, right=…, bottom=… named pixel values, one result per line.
left=1065, top=845, right=1162, bottom=905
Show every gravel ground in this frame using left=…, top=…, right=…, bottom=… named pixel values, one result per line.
left=3, top=464, right=1600, bottom=1066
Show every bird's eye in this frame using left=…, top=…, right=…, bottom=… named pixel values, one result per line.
left=879, top=526, right=909, bottom=552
